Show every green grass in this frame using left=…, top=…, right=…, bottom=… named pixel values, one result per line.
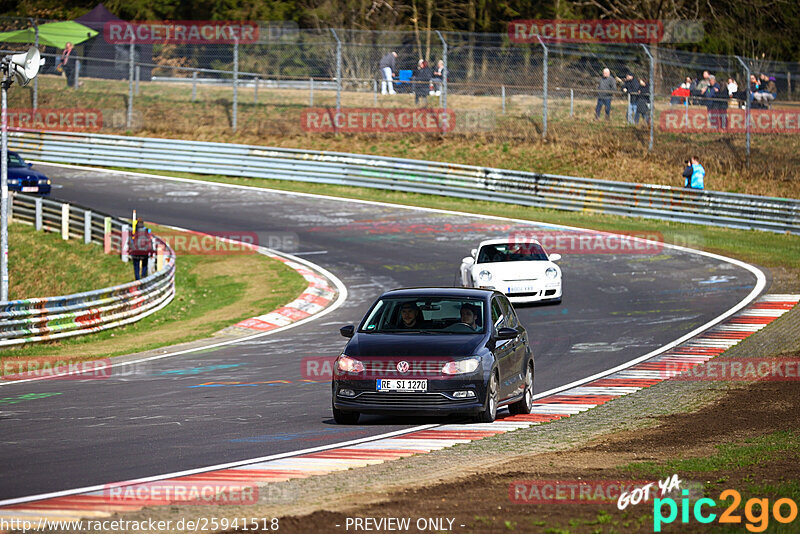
left=8, top=222, right=131, bottom=300
left=105, top=166, right=800, bottom=272
left=1, top=224, right=307, bottom=362
left=621, top=431, right=800, bottom=478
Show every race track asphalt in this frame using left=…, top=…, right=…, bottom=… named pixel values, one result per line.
left=0, top=165, right=762, bottom=500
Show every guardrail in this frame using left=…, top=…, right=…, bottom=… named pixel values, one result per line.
left=9, top=130, right=799, bottom=235
left=0, top=193, right=176, bottom=346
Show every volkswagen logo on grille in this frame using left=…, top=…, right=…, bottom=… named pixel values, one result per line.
left=396, top=360, right=410, bottom=374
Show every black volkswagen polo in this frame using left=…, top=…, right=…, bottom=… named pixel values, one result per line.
left=332, top=287, right=534, bottom=424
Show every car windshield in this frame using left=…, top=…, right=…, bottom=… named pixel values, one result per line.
left=478, top=242, right=548, bottom=263
left=7, top=154, right=26, bottom=168
left=360, top=297, right=486, bottom=334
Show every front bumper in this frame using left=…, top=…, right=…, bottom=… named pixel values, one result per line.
left=478, top=281, right=562, bottom=303
left=332, top=377, right=485, bottom=416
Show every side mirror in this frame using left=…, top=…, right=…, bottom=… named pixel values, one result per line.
left=496, top=327, right=519, bottom=340
left=26, top=162, right=32, bottom=168
left=549, top=253, right=561, bottom=262
left=470, top=248, right=478, bottom=258
left=340, top=325, right=355, bottom=338
left=461, top=256, right=474, bottom=266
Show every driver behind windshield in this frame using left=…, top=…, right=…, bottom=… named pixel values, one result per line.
left=397, top=301, right=428, bottom=329
left=459, top=304, right=480, bottom=331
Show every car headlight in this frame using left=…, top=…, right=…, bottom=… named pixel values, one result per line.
left=337, top=354, right=365, bottom=373
left=441, top=356, right=481, bottom=375
left=478, top=270, right=493, bottom=283
left=7, top=178, right=19, bottom=185
left=545, top=267, right=558, bottom=279
left=37, top=178, right=50, bottom=184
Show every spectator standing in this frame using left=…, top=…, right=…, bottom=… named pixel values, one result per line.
left=411, top=59, right=432, bottom=105
left=622, top=73, right=638, bottom=124
left=634, top=78, right=650, bottom=125
left=684, top=156, right=705, bottom=190
left=726, top=78, right=738, bottom=96
left=595, top=68, right=616, bottom=120
left=379, top=51, right=398, bottom=95
left=431, top=60, right=444, bottom=95
left=713, top=77, right=729, bottom=129
left=57, top=42, right=74, bottom=88
left=129, top=219, right=155, bottom=280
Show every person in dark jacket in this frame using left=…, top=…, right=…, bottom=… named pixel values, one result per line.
left=412, top=59, right=432, bottom=105
left=634, top=78, right=650, bottom=125
left=129, top=219, right=155, bottom=280
left=379, top=51, right=398, bottom=95
left=595, top=68, right=616, bottom=120
left=622, top=73, right=639, bottom=124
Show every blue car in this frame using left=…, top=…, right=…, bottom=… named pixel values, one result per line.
left=7, top=151, right=51, bottom=195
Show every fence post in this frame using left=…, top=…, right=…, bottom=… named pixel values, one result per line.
left=84, top=210, right=92, bottom=244
left=135, top=65, right=140, bottom=95
left=121, top=224, right=130, bottom=262
left=61, top=204, right=69, bottom=240
left=436, top=31, right=448, bottom=110
left=31, top=18, right=38, bottom=110
left=127, top=38, right=134, bottom=129
left=537, top=36, right=548, bottom=139
left=254, top=76, right=258, bottom=104
left=640, top=44, right=654, bottom=152
left=788, top=72, right=792, bottom=99
left=75, top=59, right=80, bottom=89
left=35, top=197, right=42, bottom=230
left=192, top=71, right=197, bottom=101
left=330, top=29, right=341, bottom=115
left=501, top=85, right=506, bottom=114
left=103, top=216, right=111, bottom=254
left=373, top=79, right=377, bottom=105
left=310, top=78, right=314, bottom=106
left=232, top=38, right=239, bottom=132
left=735, top=56, right=751, bottom=167
left=570, top=89, right=574, bottom=117
left=7, top=192, right=12, bottom=223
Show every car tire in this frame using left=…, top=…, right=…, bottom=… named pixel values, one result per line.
left=332, top=406, right=360, bottom=424
left=509, top=362, right=533, bottom=415
left=476, top=372, right=498, bottom=423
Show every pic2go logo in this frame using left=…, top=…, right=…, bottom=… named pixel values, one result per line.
left=654, top=489, right=798, bottom=532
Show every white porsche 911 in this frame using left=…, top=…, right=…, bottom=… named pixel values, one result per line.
left=460, top=238, right=562, bottom=304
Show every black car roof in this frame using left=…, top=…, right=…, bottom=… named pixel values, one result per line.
left=382, top=287, right=495, bottom=300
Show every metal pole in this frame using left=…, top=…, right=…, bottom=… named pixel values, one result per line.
left=640, top=44, right=654, bottom=152
left=501, top=85, right=506, bottom=114
left=135, top=65, right=140, bottom=95
left=75, top=59, right=80, bottom=89
left=735, top=56, right=751, bottom=166
left=31, top=18, right=38, bottom=111
left=254, top=76, right=258, bottom=104
left=537, top=36, right=548, bottom=139
left=1, top=77, right=7, bottom=301
left=35, top=197, right=42, bottom=230
left=84, top=210, right=92, bottom=244
left=436, top=31, right=447, bottom=110
left=330, top=29, right=341, bottom=114
left=373, top=79, right=377, bottom=105
left=127, top=38, right=134, bottom=129
left=232, top=38, right=238, bottom=132
left=309, top=77, right=314, bottom=106
left=192, top=71, right=197, bottom=101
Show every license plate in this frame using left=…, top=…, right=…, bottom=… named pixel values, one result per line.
left=377, top=379, right=427, bottom=392
left=21, top=187, right=38, bottom=192
left=508, top=285, right=536, bottom=293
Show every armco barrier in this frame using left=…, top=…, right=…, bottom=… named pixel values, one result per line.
left=0, top=193, right=176, bottom=346
left=9, top=130, right=800, bottom=235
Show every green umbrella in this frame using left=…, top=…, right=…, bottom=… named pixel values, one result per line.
left=0, top=21, right=98, bottom=49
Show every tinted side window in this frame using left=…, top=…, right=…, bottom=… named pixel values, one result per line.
left=499, top=296, right=518, bottom=328
left=491, top=299, right=504, bottom=330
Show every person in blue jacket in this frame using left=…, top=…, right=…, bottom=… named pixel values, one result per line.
left=682, top=156, right=705, bottom=189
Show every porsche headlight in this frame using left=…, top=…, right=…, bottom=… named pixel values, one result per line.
left=545, top=267, right=558, bottom=280
left=478, top=270, right=493, bottom=282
